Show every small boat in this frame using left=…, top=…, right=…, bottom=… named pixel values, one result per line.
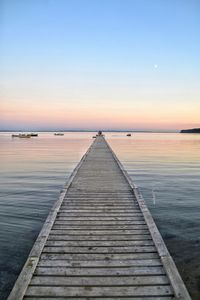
left=12, top=134, right=31, bottom=138
left=126, top=133, right=131, bottom=137
left=12, top=134, right=20, bottom=138
left=19, top=134, right=31, bottom=138
left=54, top=133, right=64, bottom=136
left=92, top=136, right=96, bottom=138
left=30, top=133, right=38, bottom=137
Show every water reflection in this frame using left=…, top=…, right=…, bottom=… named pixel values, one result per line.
left=0, top=132, right=200, bottom=299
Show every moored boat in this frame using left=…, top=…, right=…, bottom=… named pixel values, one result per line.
left=30, top=133, right=38, bottom=137
left=19, top=134, right=31, bottom=138
left=54, top=133, right=64, bottom=136
left=12, top=134, right=31, bottom=138
left=12, top=134, right=20, bottom=138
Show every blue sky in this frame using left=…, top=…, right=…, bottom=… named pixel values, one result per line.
left=1, top=0, right=200, bottom=130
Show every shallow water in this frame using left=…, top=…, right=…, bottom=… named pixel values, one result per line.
left=0, top=132, right=200, bottom=299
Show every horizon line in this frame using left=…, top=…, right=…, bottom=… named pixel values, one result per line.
left=0, top=129, right=179, bottom=133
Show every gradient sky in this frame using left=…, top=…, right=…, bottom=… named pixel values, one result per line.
left=1, top=0, right=200, bottom=131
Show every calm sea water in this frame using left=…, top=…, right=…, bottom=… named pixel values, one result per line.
left=0, top=132, right=200, bottom=299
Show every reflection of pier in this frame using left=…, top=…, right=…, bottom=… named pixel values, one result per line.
left=8, top=135, right=191, bottom=299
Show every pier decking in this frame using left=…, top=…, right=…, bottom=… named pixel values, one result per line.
left=8, top=135, right=191, bottom=299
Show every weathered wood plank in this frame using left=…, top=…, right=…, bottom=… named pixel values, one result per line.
left=62, top=202, right=137, bottom=205
left=38, top=258, right=161, bottom=267
left=58, top=212, right=143, bottom=216
left=54, top=220, right=146, bottom=225
left=24, top=297, right=175, bottom=300
left=65, top=197, right=135, bottom=200
left=52, top=224, right=148, bottom=230
left=30, top=274, right=169, bottom=286
left=62, top=204, right=138, bottom=208
left=42, top=245, right=157, bottom=253
left=56, top=216, right=145, bottom=221
left=65, top=195, right=135, bottom=198
left=60, top=207, right=141, bottom=211
left=50, top=229, right=150, bottom=235
left=41, top=252, right=159, bottom=260
left=45, top=240, right=154, bottom=247
left=48, top=234, right=152, bottom=241
left=25, top=285, right=173, bottom=297
left=35, top=266, right=165, bottom=276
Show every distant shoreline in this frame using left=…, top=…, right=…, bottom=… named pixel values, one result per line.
left=180, top=128, right=200, bottom=133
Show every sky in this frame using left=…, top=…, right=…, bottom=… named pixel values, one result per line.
left=1, top=0, right=200, bottom=131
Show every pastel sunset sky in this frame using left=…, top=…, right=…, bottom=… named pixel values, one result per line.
left=1, top=0, right=200, bottom=131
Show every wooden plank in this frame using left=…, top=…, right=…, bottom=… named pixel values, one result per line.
left=40, top=252, right=159, bottom=260
left=59, top=209, right=142, bottom=213
left=66, top=193, right=134, bottom=195
left=48, top=234, right=152, bottom=241
left=57, top=213, right=143, bottom=217
left=62, top=203, right=137, bottom=206
left=61, top=203, right=138, bottom=207
left=35, top=266, right=165, bottom=276
left=52, top=224, right=148, bottom=230
left=58, top=210, right=143, bottom=217
left=62, top=202, right=136, bottom=205
left=38, top=258, right=161, bottom=267
left=25, top=285, right=173, bottom=297
left=65, top=197, right=134, bottom=200
left=65, top=196, right=135, bottom=198
left=65, top=194, right=134, bottom=197
left=50, top=229, right=150, bottom=235
left=30, top=274, right=169, bottom=286
left=56, top=216, right=145, bottom=221
left=60, top=207, right=140, bottom=210
left=24, top=297, right=175, bottom=300
left=42, top=245, right=157, bottom=253
left=54, top=220, right=146, bottom=225
left=45, top=240, right=154, bottom=247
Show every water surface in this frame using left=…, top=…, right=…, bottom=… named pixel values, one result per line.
left=0, top=132, right=200, bottom=299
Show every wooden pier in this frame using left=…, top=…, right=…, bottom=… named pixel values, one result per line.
left=8, top=135, right=191, bottom=299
